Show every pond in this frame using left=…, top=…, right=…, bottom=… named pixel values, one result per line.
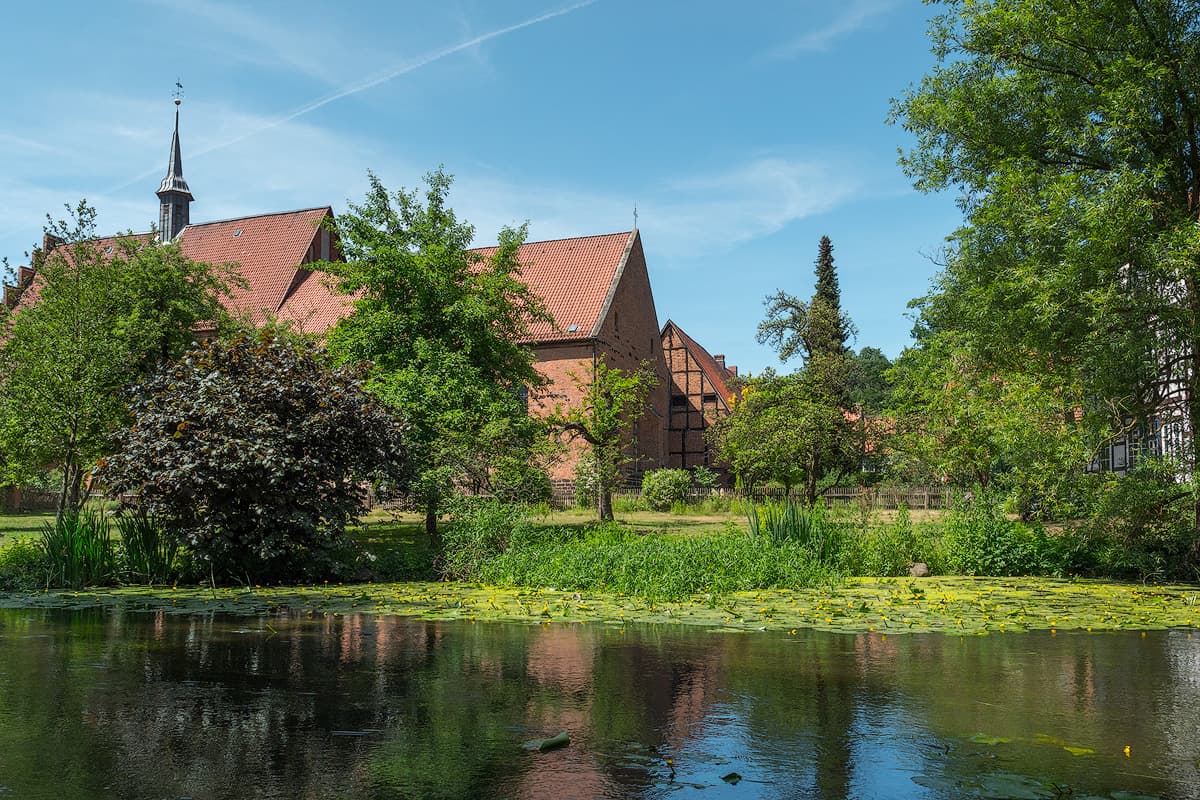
left=0, top=608, right=1196, bottom=799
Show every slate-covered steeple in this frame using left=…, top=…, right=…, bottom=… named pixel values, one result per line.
left=156, top=99, right=193, bottom=242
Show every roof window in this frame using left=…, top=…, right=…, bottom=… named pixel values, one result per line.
left=232, top=229, right=243, bottom=238
left=567, top=324, right=579, bottom=333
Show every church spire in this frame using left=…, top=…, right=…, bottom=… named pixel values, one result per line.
left=156, top=98, right=193, bottom=242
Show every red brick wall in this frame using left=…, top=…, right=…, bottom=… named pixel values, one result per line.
left=527, top=232, right=669, bottom=483
left=530, top=341, right=595, bottom=481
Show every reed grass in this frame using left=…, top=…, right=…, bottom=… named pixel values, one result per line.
left=41, top=509, right=116, bottom=588
left=117, top=512, right=181, bottom=585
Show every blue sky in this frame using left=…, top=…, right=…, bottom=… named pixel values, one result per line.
left=0, top=0, right=962, bottom=374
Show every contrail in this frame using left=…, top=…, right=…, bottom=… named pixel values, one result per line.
left=107, top=0, right=595, bottom=193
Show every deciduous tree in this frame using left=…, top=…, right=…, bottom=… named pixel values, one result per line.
left=550, top=356, right=657, bottom=522
left=316, top=170, right=551, bottom=539
left=891, top=0, right=1200, bottom=529
left=0, top=202, right=233, bottom=518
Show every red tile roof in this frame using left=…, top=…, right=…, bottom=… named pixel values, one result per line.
left=662, top=319, right=737, bottom=408
left=11, top=210, right=635, bottom=347
left=473, top=231, right=634, bottom=343
left=178, top=207, right=331, bottom=325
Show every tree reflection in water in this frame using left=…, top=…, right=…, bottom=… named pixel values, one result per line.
left=0, top=608, right=1195, bottom=799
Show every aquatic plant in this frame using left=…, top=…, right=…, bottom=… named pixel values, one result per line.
left=746, top=499, right=843, bottom=563
left=117, top=512, right=181, bottom=585
left=41, top=508, right=115, bottom=588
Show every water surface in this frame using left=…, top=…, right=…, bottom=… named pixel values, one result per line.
left=0, top=608, right=1196, bottom=799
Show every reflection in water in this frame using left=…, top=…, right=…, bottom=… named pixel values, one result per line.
left=0, top=608, right=1196, bottom=799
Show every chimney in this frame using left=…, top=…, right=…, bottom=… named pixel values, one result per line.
left=729, top=365, right=738, bottom=376
left=714, top=354, right=725, bottom=368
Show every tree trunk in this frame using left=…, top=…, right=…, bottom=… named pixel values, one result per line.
left=598, top=487, right=613, bottom=522
left=425, top=506, right=439, bottom=546
left=805, top=453, right=820, bottom=507
left=55, top=464, right=71, bottom=524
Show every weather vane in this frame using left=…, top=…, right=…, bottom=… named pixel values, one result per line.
left=172, top=80, right=184, bottom=106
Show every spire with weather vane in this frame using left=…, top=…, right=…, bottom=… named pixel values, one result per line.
left=157, top=82, right=193, bottom=242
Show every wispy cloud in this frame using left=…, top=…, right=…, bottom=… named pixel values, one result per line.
left=434, top=155, right=860, bottom=259
left=108, top=0, right=595, bottom=194
left=768, top=0, right=898, bottom=58
left=141, top=0, right=366, bottom=87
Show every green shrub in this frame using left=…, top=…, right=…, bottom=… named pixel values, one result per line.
left=613, top=493, right=648, bottom=513
left=942, top=493, right=1065, bottom=577
left=642, top=469, right=693, bottom=511
left=0, top=539, right=46, bottom=591
left=691, top=466, right=719, bottom=491
left=844, top=505, right=921, bottom=577
left=117, top=511, right=181, bottom=585
left=41, top=509, right=116, bottom=588
left=1068, top=459, right=1199, bottom=580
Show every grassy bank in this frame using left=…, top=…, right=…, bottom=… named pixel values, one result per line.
left=1, top=576, right=1197, bottom=635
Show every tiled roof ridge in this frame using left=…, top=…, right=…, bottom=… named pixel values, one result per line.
left=471, top=229, right=633, bottom=250
left=181, top=205, right=332, bottom=230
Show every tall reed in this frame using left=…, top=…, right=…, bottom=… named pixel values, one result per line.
left=746, top=498, right=842, bottom=564
left=41, top=508, right=116, bottom=588
left=118, top=512, right=180, bottom=585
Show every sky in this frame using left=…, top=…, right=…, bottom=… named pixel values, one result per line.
left=0, top=0, right=963, bottom=374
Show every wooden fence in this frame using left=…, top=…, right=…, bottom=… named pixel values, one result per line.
left=559, top=484, right=953, bottom=510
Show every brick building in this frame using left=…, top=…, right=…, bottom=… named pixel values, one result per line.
left=6, top=106, right=726, bottom=486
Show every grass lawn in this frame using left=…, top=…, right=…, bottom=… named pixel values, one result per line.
left=0, top=513, right=53, bottom=544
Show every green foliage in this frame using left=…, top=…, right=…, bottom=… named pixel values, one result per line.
left=717, top=237, right=862, bottom=503
left=116, top=512, right=180, bottom=585
left=41, top=509, right=116, bottom=588
left=840, top=505, right=929, bottom=577
left=746, top=499, right=843, bottom=564
left=891, top=1, right=1200, bottom=510
left=888, top=332, right=1094, bottom=492
left=439, top=499, right=530, bottom=581
left=942, top=494, right=1065, bottom=577
left=711, top=372, right=862, bottom=498
left=691, top=466, right=719, bottom=491
left=318, top=169, right=551, bottom=534
left=0, top=202, right=234, bottom=515
left=641, top=468, right=693, bottom=511
left=98, top=332, right=409, bottom=581
left=1069, top=459, right=1200, bottom=580
left=474, top=524, right=837, bottom=600
left=848, top=346, right=893, bottom=414
left=550, top=355, right=657, bottom=521
left=0, top=539, right=46, bottom=591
